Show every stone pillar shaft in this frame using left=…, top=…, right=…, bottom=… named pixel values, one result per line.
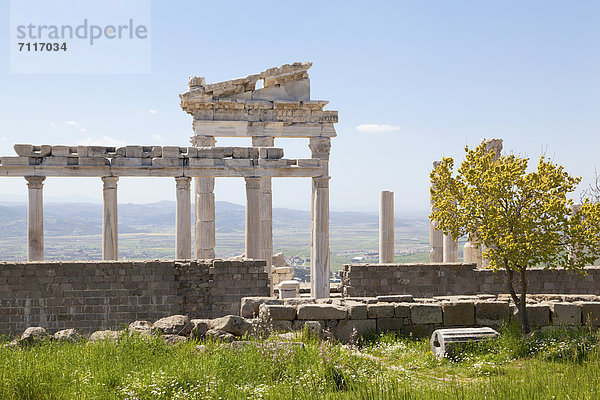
left=309, top=137, right=331, bottom=299
left=252, top=136, right=275, bottom=273
left=102, top=176, right=119, bottom=261
left=311, top=177, right=330, bottom=298
left=194, top=177, right=216, bottom=259
left=26, top=176, right=45, bottom=261
left=443, top=234, right=458, bottom=262
left=429, top=161, right=444, bottom=262
left=192, top=135, right=216, bottom=259
left=379, top=191, right=394, bottom=263
left=175, top=177, right=192, bottom=259
left=245, top=177, right=262, bottom=259
left=463, top=241, right=474, bottom=263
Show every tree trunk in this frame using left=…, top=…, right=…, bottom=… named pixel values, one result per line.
left=519, top=268, right=531, bottom=334
left=505, top=261, right=530, bottom=334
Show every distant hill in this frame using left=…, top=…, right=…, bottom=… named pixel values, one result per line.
left=0, top=201, right=426, bottom=239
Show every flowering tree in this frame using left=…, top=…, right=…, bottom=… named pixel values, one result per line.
left=430, top=143, right=600, bottom=333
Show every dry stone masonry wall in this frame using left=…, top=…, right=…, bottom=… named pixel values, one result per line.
left=246, top=294, right=600, bottom=342
left=340, top=263, right=600, bottom=298
left=0, top=260, right=269, bottom=336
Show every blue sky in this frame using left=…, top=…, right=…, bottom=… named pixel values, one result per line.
left=0, top=1, right=598, bottom=214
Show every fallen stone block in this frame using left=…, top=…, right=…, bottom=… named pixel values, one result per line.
left=20, top=327, right=49, bottom=345
left=89, top=330, right=123, bottom=342
left=128, top=320, right=153, bottom=335
left=209, top=315, right=251, bottom=337
left=153, top=315, right=193, bottom=336
left=162, top=335, right=188, bottom=345
left=204, top=329, right=235, bottom=343
left=54, top=328, right=83, bottom=342
left=190, top=319, right=210, bottom=339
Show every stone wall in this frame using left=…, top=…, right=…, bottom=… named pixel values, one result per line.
left=246, top=294, right=600, bottom=342
left=340, top=263, right=600, bottom=298
left=0, top=259, right=269, bottom=336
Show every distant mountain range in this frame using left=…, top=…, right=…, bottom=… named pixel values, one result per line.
left=0, top=201, right=426, bottom=238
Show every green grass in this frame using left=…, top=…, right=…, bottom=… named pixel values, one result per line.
left=1, top=324, right=600, bottom=399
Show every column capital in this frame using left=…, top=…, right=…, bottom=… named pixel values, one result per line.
left=102, top=176, right=119, bottom=190
left=245, top=176, right=262, bottom=189
left=252, top=136, right=275, bottom=147
left=190, top=135, right=216, bottom=147
left=313, top=176, right=330, bottom=188
left=175, top=176, right=192, bottom=190
left=25, top=176, right=46, bottom=189
left=309, top=137, right=331, bottom=160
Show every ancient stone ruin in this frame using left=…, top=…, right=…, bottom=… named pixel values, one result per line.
left=1, top=64, right=599, bottom=343
left=0, top=62, right=337, bottom=299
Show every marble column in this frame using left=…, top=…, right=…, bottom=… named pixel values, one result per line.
left=245, top=177, right=262, bottom=260
left=443, top=234, right=458, bottom=262
left=252, top=136, right=274, bottom=272
left=379, top=191, right=394, bottom=263
left=102, top=176, right=119, bottom=261
left=463, top=240, right=474, bottom=263
left=192, top=135, right=216, bottom=259
left=310, top=137, right=331, bottom=299
left=25, top=176, right=45, bottom=261
left=175, top=177, right=192, bottom=259
left=429, top=161, right=444, bottom=262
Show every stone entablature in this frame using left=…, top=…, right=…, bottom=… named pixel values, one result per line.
left=180, top=62, right=337, bottom=138
left=0, top=144, right=322, bottom=177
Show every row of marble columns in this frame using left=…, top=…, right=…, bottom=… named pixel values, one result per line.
left=429, top=160, right=459, bottom=263
left=429, top=139, right=504, bottom=265
left=24, top=175, right=193, bottom=262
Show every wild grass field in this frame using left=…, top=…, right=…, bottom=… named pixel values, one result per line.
left=2, top=324, right=599, bottom=399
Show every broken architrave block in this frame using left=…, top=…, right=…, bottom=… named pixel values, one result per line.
left=430, top=327, right=499, bottom=358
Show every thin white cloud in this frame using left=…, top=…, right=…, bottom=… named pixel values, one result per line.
left=1, top=137, right=6, bottom=142
left=148, top=109, right=158, bottom=114
left=50, top=120, right=86, bottom=132
left=356, top=124, right=401, bottom=134
left=151, top=134, right=163, bottom=142
left=76, top=136, right=127, bottom=147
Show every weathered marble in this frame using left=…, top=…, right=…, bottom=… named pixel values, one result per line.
left=175, top=177, right=192, bottom=259
left=102, top=176, right=119, bottom=261
left=25, top=176, right=45, bottom=261
left=245, top=177, right=262, bottom=260
left=379, top=191, right=394, bottom=263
